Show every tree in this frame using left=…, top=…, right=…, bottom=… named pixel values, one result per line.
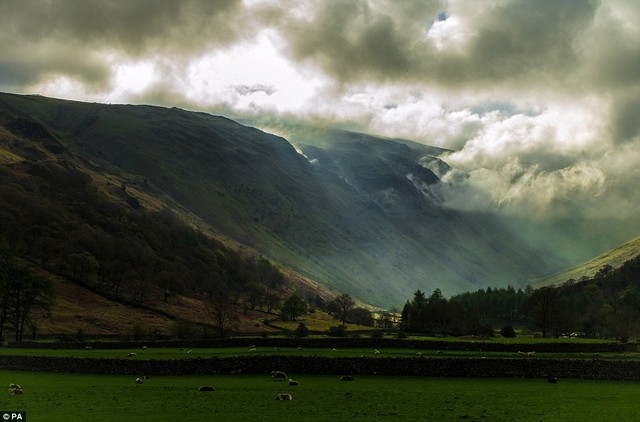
left=408, top=290, right=428, bottom=332
left=0, top=244, right=54, bottom=342
left=528, top=287, right=559, bottom=338
left=349, top=307, right=374, bottom=326
left=280, top=293, right=308, bottom=321
left=377, top=312, right=394, bottom=329
left=332, top=293, right=355, bottom=324
left=399, top=301, right=410, bottom=331
left=204, top=286, right=238, bottom=337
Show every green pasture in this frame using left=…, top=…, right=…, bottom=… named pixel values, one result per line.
left=0, top=371, right=638, bottom=421
left=0, top=346, right=636, bottom=361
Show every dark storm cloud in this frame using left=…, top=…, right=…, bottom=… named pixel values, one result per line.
left=275, top=1, right=423, bottom=83
left=460, top=0, right=599, bottom=84
left=0, top=0, right=245, bottom=89
left=275, top=0, right=600, bottom=89
left=609, top=88, right=640, bottom=144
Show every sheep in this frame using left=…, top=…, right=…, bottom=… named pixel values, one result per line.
left=518, top=351, right=526, bottom=355
left=275, top=393, right=293, bottom=400
left=527, top=351, right=536, bottom=356
left=340, top=376, right=354, bottom=381
left=249, top=347, right=257, bottom=352
left=141, top=346, right=148, bottom=350
left=332, top=348, right=337, bottom=352
left=288, top=379, right=299, bottom=386
left=416, top=352, right=423, bottom=357
left=199, top=386, right=216, bottom=392
left=186, top=350, right=193, bottom=354
left=126, top=352, right=137, bottom=357
left=85, top=346, right=93, bottom=350
left=135, top=378, right=143, bottom=384
left=271, top=371, right=287, bottom=380
left=9, top=384, right=23, bottom=395
left=297, top=347, right=303, bottom=351
left=373, top=349, right=380, bottom=355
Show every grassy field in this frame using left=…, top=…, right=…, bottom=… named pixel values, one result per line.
left=0, top=346, right=636, bottom=361
left=0, top=371, right=638, bottom=421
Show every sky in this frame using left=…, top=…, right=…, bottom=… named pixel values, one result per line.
left=2, top=0, right=640, bottom=250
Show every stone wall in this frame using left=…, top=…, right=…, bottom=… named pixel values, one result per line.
left=1, top=354, right=639, bottom=380
left=9, top=337, right=638, bottom=353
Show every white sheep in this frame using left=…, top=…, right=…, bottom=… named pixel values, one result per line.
left=271, top=371, right=287, bottom=380
left=135, top=378, right=143, bottom=384
left=126, top=352, right=137, bottom=357
left=373, top=349, right=380, bottom=354
left=288, top=379, right=299, bottom=386
left=275, top=393, right=293, bottom=400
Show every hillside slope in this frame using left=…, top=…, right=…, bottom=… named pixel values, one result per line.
left=535, top=235, right=640, bottom=287
left=0, top=92, right=563, bottom=306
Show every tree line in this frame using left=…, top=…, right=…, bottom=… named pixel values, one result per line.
left=399, top=255, right=640, bottom=339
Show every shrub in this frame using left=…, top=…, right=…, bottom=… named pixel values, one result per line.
left=294, top=323, right=309, bottom=338
left=500, top=325, right=517, bottom=338
left=370, top=330, right=384, bottom=340
left=132, top=323, right=146, bottom=342
left=328, top=325, right=347, bottom=337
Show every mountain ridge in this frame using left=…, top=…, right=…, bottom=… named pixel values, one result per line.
left=0, top=92, right=567, bottom=306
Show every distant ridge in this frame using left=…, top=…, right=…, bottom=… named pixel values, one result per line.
left=535, top=235, right=640, bottom=287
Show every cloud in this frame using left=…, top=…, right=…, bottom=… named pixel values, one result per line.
left=0, top=0, right=247, bottom=90
left=273, top=0, right=601, bottom=92
left=3, top=0, right=640, bottom=253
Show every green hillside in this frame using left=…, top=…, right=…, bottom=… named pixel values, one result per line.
left=534, top=235, right=640, bottom=287
left=0, top=92, right=566, bottom=307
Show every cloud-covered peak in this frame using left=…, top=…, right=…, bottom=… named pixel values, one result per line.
left=2, top=0, right=640, bottom=253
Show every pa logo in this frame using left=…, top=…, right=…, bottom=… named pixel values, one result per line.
left=2, top=412, right=24, bottom=420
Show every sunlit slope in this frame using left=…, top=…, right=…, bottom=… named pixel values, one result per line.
left=0, top=92, right=562, bottom=306
left=535, top=235, right=640, bottom=287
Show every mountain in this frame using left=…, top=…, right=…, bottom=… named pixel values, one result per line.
left=0, top=92, right=563, bottom=307
left=534, top=235, right=640, bottom=287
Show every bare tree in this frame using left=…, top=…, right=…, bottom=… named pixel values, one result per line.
left=203, top=286, right=238, bottom=337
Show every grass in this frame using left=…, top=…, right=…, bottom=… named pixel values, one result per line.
left=0, top=346, right=637, bottom=361
left=0, top=371, right=638, bottom=421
